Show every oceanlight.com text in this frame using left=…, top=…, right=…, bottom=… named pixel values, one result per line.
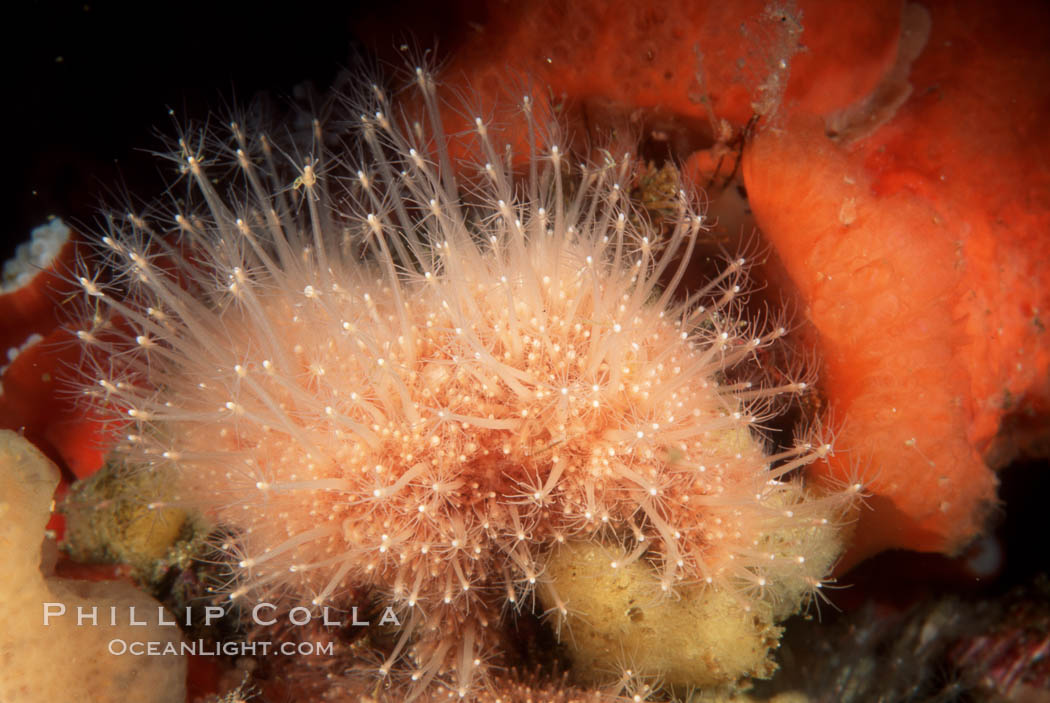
left=108, top=638, right=335, bottom=657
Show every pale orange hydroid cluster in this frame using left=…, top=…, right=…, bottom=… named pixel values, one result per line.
left=75, top=68, right=848, bottom=697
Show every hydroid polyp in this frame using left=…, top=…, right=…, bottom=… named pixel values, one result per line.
left=72, top=65, right=857, bottom=698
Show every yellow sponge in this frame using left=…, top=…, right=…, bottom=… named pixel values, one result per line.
left=0, top=430, right=186, bottom=703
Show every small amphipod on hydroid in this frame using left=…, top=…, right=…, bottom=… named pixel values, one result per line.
left=73, top=65, right=860, bottom=698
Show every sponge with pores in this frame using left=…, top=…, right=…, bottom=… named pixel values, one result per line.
left=0, top=430, right=186, bottom=703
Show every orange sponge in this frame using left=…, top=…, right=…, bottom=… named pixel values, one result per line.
left=744, top=118, right=996, bottom=563
left=743, top=0, right=1050, bottom=565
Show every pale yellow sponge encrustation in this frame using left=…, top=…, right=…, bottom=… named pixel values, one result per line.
left=537, top=415, right=847, bottom=690
left=0, top=430, right=186, bottom=703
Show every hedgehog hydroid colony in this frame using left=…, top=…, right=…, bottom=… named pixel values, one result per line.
left=75, top=66, right=856, bottom=698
